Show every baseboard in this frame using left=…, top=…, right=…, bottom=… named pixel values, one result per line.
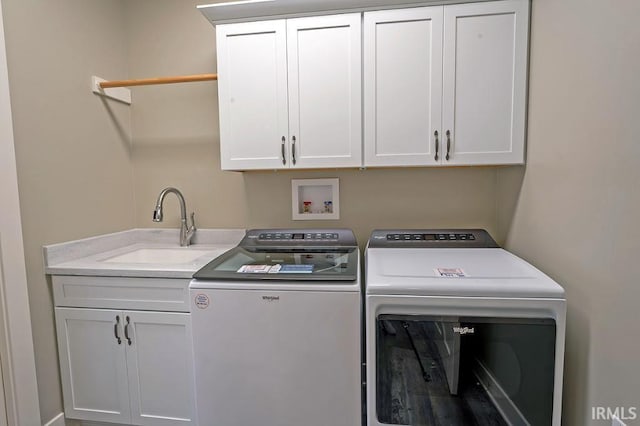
left=43, top=412, right=65, bottom=426
left=473, top=359, right=530, bottom=426
left=41, top=412, right=133, bottom=426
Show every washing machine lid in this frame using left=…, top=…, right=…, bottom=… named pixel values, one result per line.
left=193, top=228, right=359, bottom=282
left=365, top=247, right=565, bottom=299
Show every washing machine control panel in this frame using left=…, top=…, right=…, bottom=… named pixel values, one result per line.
left=258, top=232, right=340, bottom=241
left=369, top=229, right=499, bottom=248
left=241, top=228, right=357, bottom=248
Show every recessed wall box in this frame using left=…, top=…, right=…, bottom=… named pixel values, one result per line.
left=291, top=178, right=339, bottom=220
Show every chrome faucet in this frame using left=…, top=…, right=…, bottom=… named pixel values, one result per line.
left=152, top=187, right=196, bottom=247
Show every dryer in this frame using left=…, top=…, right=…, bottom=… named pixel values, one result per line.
left=365, top=229, right=565, bottom=426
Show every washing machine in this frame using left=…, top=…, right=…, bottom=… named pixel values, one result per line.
left=365, top=229, right=566, bottom=426
left=190, top=229, right=362, bottom=426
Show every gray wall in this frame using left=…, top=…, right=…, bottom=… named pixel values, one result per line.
left=1, top=0, right=134, bottom=422
left=498, top=0, right=640, bottom=424
left=2, top=0, right=639, bottom=424
left=125, top=0, right=501, bottom=248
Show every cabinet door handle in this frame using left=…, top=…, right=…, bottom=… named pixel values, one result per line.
left=434, top=131, right=439, bottom=161
left=114, top=315, right=121, bottom=345
left=446, top=130, right=451, bottom=161
left=281, top=136, right=286, bottom=165
left=124, top=316, right=132, bottom=346
left=292, top=136, right=297, bottom=165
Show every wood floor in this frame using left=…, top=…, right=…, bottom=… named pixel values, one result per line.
left=376, top=320, right=509, bottom=426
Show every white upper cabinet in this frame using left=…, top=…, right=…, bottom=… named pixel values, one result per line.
left=364, top=7, right=443, bottom=167
left=442, top=0, right=528, bottom=165
left=217, top=14, right=361, bottom=170
left=364, top=0, right=529, bottom=167
left=217, top=20, right=289, bottom=170
left=216, top=0, right=529, bottom=170
left=287, top=14, right=362, bottom=168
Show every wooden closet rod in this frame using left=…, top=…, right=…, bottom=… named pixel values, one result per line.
left=99, top=73, right=218, bottom=89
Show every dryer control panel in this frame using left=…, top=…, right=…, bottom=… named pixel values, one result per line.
left=368, top=229, right=499, bottom=248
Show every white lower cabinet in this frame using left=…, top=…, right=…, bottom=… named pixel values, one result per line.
left=55, top=308, right=130, bottom=424
left=55, top=307, right=195, bottom=425
left=125, top=311, right=195, bottom=426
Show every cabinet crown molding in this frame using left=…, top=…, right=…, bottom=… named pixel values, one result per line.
left=198, top=0, right=495, bottom=25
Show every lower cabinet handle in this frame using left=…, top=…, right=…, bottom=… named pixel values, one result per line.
left=292, top=136, right=297, bottom=165
left=114, top=315, right=121, bottom=345
left=124, top=316, right=132, bottom=346
left=281, top=136, right=286, bottom=165
left=446, top=130, right=451, bottom=161
left=434, top=131, right=439, bottom=161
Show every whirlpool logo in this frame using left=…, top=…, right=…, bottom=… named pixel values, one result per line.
left=262, top=296, right=280, bottom=302
left=453, top=326, right=475, bottom=335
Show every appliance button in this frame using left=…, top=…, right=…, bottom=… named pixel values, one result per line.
left=402, top=234, right=411, bottom=240
left=468, top=234, right=476, bottom=240
left=393, top=234, right=401, bottom=240
left=412, top=234, right=423, bottom=240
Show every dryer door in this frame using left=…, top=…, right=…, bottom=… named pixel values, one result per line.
left=375, top=314, right=556, bottom=426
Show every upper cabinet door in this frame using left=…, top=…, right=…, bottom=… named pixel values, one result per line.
left=286, top=14, right=362, bottom=168
left=442, top=0, right=529, bottom=165
left=364, top=7, right=443, bottom=167
left=217, top=20, right=289, bottom=170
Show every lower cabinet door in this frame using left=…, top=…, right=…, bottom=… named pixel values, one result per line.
left=55, top=307, right=131, bottom=423
left=124, top=311, right=196, bottom=425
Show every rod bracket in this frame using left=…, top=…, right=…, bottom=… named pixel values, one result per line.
left=92, top=76, right=132, bottom=105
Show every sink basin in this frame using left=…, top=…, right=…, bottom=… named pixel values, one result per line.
left=103, top=248, right=215, bottom=264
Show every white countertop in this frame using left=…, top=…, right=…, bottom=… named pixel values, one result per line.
left=44, top=228, right=246, bottom=278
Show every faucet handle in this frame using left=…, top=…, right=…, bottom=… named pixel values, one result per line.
left=189, top=212, right=196, bottom=231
